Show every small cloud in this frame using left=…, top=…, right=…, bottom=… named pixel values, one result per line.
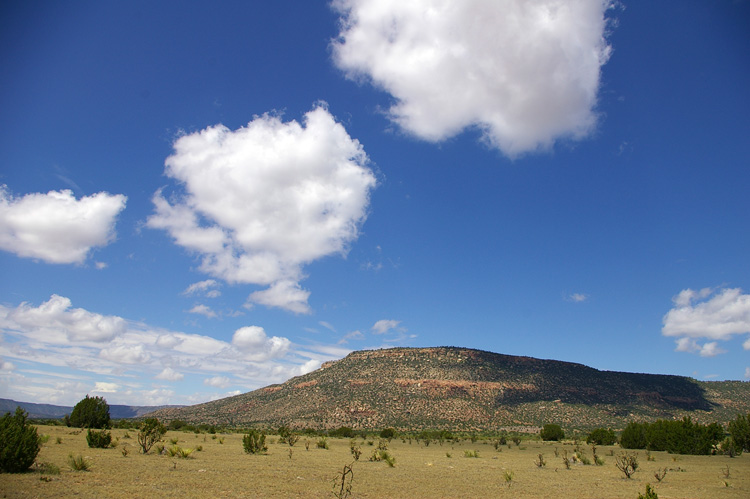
left=248, top=280, right=312, bottom=315
left=92, top=381, right=119, bottom=393
left=745, top=367, right=750, bottom=379
left=372, top=319, right=402, bottom=335
left=95, top=261, right=108, bottom=270
left=566, top=293, right=588, bottom=303
left=338, top=330, right=364, bottom=344
left=319, top=321, right=336, bottom=333
left=188, top=304, right=218, bottom=319
left=204, top=376, right=230, bottom=388
left=155, top=367, right=184, bottom=382
left=183, top=279, right=221, bottom=297
left=0, top=359, right=15, bottom=372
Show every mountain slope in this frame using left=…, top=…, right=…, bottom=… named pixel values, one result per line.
left=148, top=347, right=750, bottom=431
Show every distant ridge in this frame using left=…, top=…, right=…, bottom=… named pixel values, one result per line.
left=0, top=398, right=182, bottom=420
left=148, top=347, right=750, bottom=431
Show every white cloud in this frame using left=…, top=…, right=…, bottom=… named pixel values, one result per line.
left=247, top=280, right=312, bottom=315
left=331, top=0, right=614, bottom=157
left=231, top=326, right=291, bottom=361
left=92, top=381, right=119, bottom=393
left=155, top=367, right=184, bottom=381
left=745, top=367, right=750, bottom=380
left=338, top=330, right=364, bottom=344
left=567, top=293, right=588, bottom=302
left=1, top=294, right=126, bottom=343
left=204, top=376, right=230, bottom=388
left=663, top=287, right=750, bottom=356
left=183, top=279, right=221, bottom=297
left=99, top=343, right=151, bottom=365
left=188, top=304, right=218, bottom=319
left=0, top=185, right=126, bottom=264
left=372, top=319, right=402, bottom=335
left=0, top=295, right=331, bottom=405
left=148, top=104, right=377, bottom=313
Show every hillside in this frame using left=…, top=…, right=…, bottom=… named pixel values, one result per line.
left=148, top=347, right=750, bottom=431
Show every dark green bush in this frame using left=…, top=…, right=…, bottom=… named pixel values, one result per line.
left=540, top=424, right=564, bottom=441
left=69, top=395, right=110, bottom=429
left=379, top=428, right=396, bottom=440
left=620, top=422, right=648, bottom=449
left=586, top=428, right=617, bottom=445
left=243, top=429, right=267, bottom=454
left=0, top=408, right=41, bottom=473
left=86, top=429, right=112, bottom=448
left=330, top=426, right=355, bottom=438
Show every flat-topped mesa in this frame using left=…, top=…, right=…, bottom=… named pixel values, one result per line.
left=143, top=346, right=747, bottom=430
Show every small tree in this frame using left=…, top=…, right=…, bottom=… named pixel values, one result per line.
left=137, top=418, right=166, bottom=454
left=0, top=408, right=40, bottom=473
left=379, top=428, right=396, bottom=440
left=243, top=429, right=267, bottom=454
left=69, top=395, right=110, bottom=429
left=540, top=424, right=564, bottom=441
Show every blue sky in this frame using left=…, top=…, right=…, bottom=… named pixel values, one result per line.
left=1, top=1, right=749, bottom=407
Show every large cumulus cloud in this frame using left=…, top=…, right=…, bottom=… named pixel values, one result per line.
left=148, top=104, right=377, bottom=313
left=331, top=0, right=614, bottom=156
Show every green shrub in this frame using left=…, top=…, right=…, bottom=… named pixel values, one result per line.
left=317, top=437, right=329, bottom=449
left=330, top=426, right=355, bottom=438
left=464, top=450, right=479, bottom=458
left=69, top=395, right=110, bottom=429
left=540, top=424, right=564, bottom=441
left=137, top=418, right=166, bottom=454
left=0, top=408, right=41, bottom=473
left=586, top=428, right=617, bottom=445
left=638, top=484, right=658, bottom=499
left=242, top=430, right=267, bottom=454
left=86, top=429, right=112, bottom=448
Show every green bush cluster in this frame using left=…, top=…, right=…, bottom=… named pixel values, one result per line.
left=0, top=408, right=40, bottom=473
left=620, top=417, right=723, bottom=455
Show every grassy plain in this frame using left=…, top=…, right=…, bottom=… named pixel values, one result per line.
left=1, top=425, right=748, bottom=498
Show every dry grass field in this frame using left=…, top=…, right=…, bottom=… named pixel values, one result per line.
left=1, top=425, right=748, bottom=498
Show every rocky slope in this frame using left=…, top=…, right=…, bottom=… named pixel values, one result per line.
left=148, top=347, right=750, bottom=431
